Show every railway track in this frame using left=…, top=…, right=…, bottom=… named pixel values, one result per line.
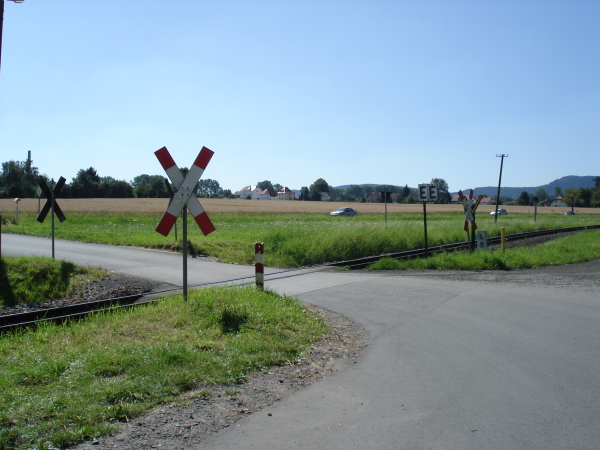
left=2, top=225, right=599, bottom=333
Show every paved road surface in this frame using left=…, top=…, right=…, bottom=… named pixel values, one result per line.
left=3, top=234, right=600, bottom=449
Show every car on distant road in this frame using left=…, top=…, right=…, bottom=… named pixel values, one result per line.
left=490, top=209, right=508, bottom=216
left=330, top=207, right=358, bottom=216
left=564, top=210, right=576, bottom=215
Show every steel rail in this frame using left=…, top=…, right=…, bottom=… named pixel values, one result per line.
left=2, top=225, right=599, bottom=333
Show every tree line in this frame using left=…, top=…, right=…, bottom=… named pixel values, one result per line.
left=296, top=177, right=452, bottom=203
left=494, top=180, right=600, bottom=209
left=0, top=158, right=231, bottom=199
left=3, top=156, right=598, bottom=208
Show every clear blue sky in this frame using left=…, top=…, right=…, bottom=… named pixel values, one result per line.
left=1, top=0, right=598, bottom=193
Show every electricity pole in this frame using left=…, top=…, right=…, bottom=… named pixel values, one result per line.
left=494, top=154, right=508, bottom=222
left=0, top=0, right=24, bottom=75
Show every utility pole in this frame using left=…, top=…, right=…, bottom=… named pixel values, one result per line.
left=0, top=0, right=25, bottom=76
left=494, top=154, right=508, bottom=222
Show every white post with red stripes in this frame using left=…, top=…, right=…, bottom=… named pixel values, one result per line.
left=154, top=146, right=216, bottom=300
left=255, top=242, right=265, bottom=289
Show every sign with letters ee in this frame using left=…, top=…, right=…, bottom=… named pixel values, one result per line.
left=418, top=184, right=439, bottom=202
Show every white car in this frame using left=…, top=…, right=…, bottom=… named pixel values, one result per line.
left=490, top=209, right=508, bottom=216
left=330, top=207, right=358, bottom=216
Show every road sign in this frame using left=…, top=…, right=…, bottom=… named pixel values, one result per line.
left=458, top=189, right=483, bottom=231
left=476, top=230, right=488, bottom=251
left=155, top=146, right=216, bottom=237
left=37, top=177, right=66, bottom=223
left=418, top=184, right=438, bottom=202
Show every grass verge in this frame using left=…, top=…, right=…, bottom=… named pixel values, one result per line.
left=367, top=229, right=600, bottom=271
left=0, top=286, right=326, bottom=449
left=4, top=212, right=599, bottom=267
left=0, top=257, right=107, bottom=308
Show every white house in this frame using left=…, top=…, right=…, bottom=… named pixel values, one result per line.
left=277, top=187, right=295, bottom=200
left=235, top=185, right=263, bottom=200
left=550, top=196, right=568, bottom=207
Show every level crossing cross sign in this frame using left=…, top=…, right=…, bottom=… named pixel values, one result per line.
left=458, top=189, right=483, bottom=231
left=37, top=176, right=67, bottom=223
left=155, top=146, right=216, bottom=237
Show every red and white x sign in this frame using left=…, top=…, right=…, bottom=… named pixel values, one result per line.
left=458, top=189, right=483, bottom=232
left=155, top=146, right=216, bottom=237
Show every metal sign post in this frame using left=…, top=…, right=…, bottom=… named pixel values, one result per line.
left=37, top=177, right=67, bottom=259
left=155, top=146, right=216, bottom=300
left=380, top=191, right=392, bottom=229
left=418, top=184, right=438, bottom=256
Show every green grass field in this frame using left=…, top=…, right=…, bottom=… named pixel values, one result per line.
left=3, top=211, right=599, bottom=267
left=367, top=229, right=600, bottom=270
left=0, top=286, right=326, bottom=449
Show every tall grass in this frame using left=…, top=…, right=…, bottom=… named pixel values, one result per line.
left=0, top=286, right=326, bottom=449
left=367, top=229, right=600, bottom=271
left=4, top=211, right=599, bottom=267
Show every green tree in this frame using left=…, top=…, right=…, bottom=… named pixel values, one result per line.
left=397, top=184, right=411, bottom=203
left=197, top=179, right=221, bottom=196
left=579, top=188, right=592, bottom=207
left=562, top=188, right=581, bottom=211
left=517, top=191, right=531, bottom=206
left=308, top=178, right=330, bottom=201
left=100, top=177, right=133, bottom=198
left=70, top=167, right=101, bottom=198
left=299, top=186, right=309, bottom=201
left=591, top=186, right=600, bottom=207
left=0, top=159, right=40, bottom=198
left=257, top=180, right=274, bottom=191
left=344, top=184, right=367, bottom=202
left=132, top=174, right=170, bottom=198
left=534, top=188, right=549, bottom=204
left=404, top=194, right=417, bottom=204
left=430, top=178, right=451, bottom=203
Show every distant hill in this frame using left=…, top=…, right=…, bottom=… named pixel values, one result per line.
left=454, top=176, right=597, bottom=200
left=299, top=176, right=597, bottom=201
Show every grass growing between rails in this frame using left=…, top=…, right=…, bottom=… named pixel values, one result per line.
left=0, top=257, right=107, bottom=308
left=4, top=211, right=600, bottom=267
left=0, top=286, right=326, bottom=449
left=367, top=229, right=600, bottom=271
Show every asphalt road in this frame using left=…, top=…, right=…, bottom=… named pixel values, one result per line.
left=3, top=234, right=600, bottom=449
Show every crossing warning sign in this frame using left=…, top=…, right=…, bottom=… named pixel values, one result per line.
left=155, top=146, right=216, bottom=237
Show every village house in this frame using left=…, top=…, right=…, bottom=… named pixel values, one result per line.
left=234, top=185, right=263, bottom=200
left=235, top=185, right=294, bottom=200
left=277, top=187, right=295, bottom=200
left=550, top=196, right=568, bottom=207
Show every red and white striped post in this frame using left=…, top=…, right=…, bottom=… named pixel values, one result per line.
left=255, top=242, right=265, bottom=289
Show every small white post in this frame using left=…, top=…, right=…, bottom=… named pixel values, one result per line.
left=255, top=242, right=265, bottom=289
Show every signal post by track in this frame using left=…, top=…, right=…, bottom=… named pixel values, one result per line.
left=154, top=146, right=216, bottom=300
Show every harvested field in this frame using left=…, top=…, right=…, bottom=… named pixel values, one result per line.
left=2, top=198, right=596, bottom=216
